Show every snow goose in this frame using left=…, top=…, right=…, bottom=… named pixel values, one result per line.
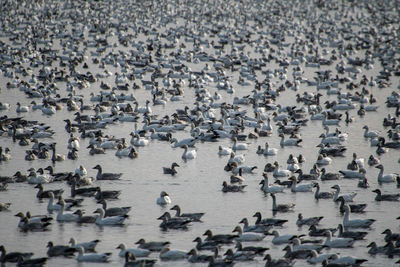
left=157, top=191, right=172, bottom=205
left=232, top=137, right=248, bottom=151
left=124, top=252, right=157, bottom=266
left=76, top=246, right=111, bottom=262
left=235, top=241, right=269, bottom=255
left=238, top=218, right=272, bottom=233
left=263, top=142, right=278, bottom=156
left=228, top=152, right=245, bottom=164
left=170, top=204, right=204, bottom=221
left=222, top=181, right=247, bottom=192
left=135, top=239, right=170, bottom=252
left=56, top=200, right=79, bottom=222
left=372, top=189, right=400, bottom=201
left=306, top=250, right=335, bottom=264
left=170, top=137, right=196, bottom=148
left=92, top=164, right=122, bottom=180
left=223, top=248, right=256, bottom=261
left=339, top=168, right=366, bottom=179
left=337, top=224, right=368, bottom=240
left=279, top=134, right=302, bottom=147
left=337, top=197, right=367, bottom=213
left=271, top=230, right=298, bottom=245
left=323, top=230, right=354, bottom=248
left=316, top=154, right=332, bottom=166
left=263, top=254, right=292, bottom=267
left=187, top=248, right=210, bottom=263
left=368, top=154, right=380, bottom=166
left=296, top=213, right=323, bottom=226
left=331, top=184, right=357, bottom=202
left=46, top=241, right=76, bottom=257
left=363, top=125, right=379, bottom=138
left=218, top=145, right=233, bottom=156
left=232, top=225, right=266, bottom=242
left=159, top=247, right=188, bottom=261
left=98, top=199, right=131, bottom=217
left=270, top=193, right=295, bottom=213
left=93, top=208, right=127, bottom=226
left=273, top=162, right=291, bottom=178
left=342, top=205, right=375, bottom=228
left=252, top=212, right=288, bottom=227
left=329, top=254, right=368, bottom=266
left=69, top=238, right=100, bottom=252
left=116, top=243, right=151, bottom=257
left=181, top=144, right=197, bottom=160
left=130, top=133, right=149, bottom=147
left=259, top=173, right=285, bottom=193
left=289, top=177, right=314, bottom=192
left=313, top=183, right=333, bottom=199
left=376, top=164, right=397, bottom=183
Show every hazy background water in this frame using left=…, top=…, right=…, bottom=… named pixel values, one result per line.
left=1, top=1, right=400, bottom=266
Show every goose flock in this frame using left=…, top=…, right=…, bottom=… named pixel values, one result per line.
left=0, top=0, right=400, bottom=266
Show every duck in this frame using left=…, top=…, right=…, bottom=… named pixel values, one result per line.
left=76, top=246, right=111, bottom=262
left=135, top=239, right=170, bottom=252
left=331, top=184, right=357, bottom=202
left=47, top=241, right=76, bottom=257
left=279, top=134, right=302, bottom=147
left=232, top=225, right=266, bottom=242
left=0, top=245, right=33, bottom=263
left=296, top=213, right=323, bottom=226
left=98, top=199, right=131, bottom=217
left=259, top=173, right=285, bottom=193
left=157, top=191, right=172, bottom=205
left=323, top=230, right=354, bottom=248
left=181, top=144, right=197, bottom=160
left=124, top=252, right=157, bottom=267
left=170, top=204, right=204, bottom=221
left=163, top=162, right=179, bottom=175
left=92, top=164, right=122, bottom=180
left=116, top=243, right=151, bottom=257
left=93, top=208, right=127, bottom=226
left=372, top=189, right=400, bottom=201
left=69, top=238, right=100, bottom=252
left=375, top=164, right=398, bottom=183
left=252, top=212, right=288, bottom=227
left=368, top=154, right=380, bottom=166
left=289, top=176, right=314, bottom=192
left=342, top=204, right=375, bottom=228
left=337, top=224, right=368, bottom=240
left=159, top=247, right=188, bottom=261
left=313, top=183, right=333, bottom=199
left=270, top=193, right=295, bottom=213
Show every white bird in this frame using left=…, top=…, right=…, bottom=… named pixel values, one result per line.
left=376, top=164, right=397, bottom=183
left=329, top=254, right=368, bottom=265
left=130, top=133, right=149, bottom=147
left=218, top=145, right=233, bottom=156
left=342, top=205, right=375, bottom=228
left=171, top=137, right=196, bottom=148
left=93, top=208, right=127, bottom=226
left=263, top=142, right=278, bottom=156
left=116, top=243, right=151, bottom=257
left=56, top=200, right=79, bottom=222
left=232, top=225, right=266, bottom=242
left=16, top=102, right=29, bottom=113
left=306, top=250, right=336, bottom=264
left=289, top=177, right=314, bottom=192
left=69, top=238, right=100, bottom=252
left=363, top=125, right=379, bottom=138
left=271, top=230, right=297, bottom=245
left=159, top=247, right=188, bottom=261
left=279, top=134, right=302, bottom=147
left=323, top=230, right=354, bottom=248
left=157, top=191, right=171, bottom=205
left=331, top=184, right=357, bottom=202
left=259, top=173, right=285, bottom=193
left=228, top=152, right=245, bottom=164
left=232, top=137, right=248, bottom=151
left=273, top=162, right=291, bottom=178
left=76, top=246, right=111, bottom=262
left=181, top=144, right=197, bottom=160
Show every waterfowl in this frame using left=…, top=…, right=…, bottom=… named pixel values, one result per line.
left=0, top=245, right=33, bottom=263
left=313, top=183, right=333, bottom=199
left=372, top=189, right=400, bottom=201
left=323, top=230, right=354, bottom=248
left=135, top=239, right=170, bottom=252
left=228, top=152, right=245, bottom=164
left=342, top=205, right=375, bottom=228
left=159, top=247, right=188, bottom=261
left=35, top=183, right=64, bottom=199
left=157, top=191, right=172, bottom=205
left=76, top=246, right=111, bottom=262
left=218, top=145, right=233, bottom=156
left=379, top=137, right=400, bottom=149
left=358, top=177, right=370, bottom=188
left=331, top=184, right=357, bottom=202
left=170, top=204, right=204, bottom=221
left=73, top=209, right=97, bottom=223
left=223, top=248, right=256, bottom=261
left=317, top=144, right=346, bottom=157
left=232, top=137, right=248, bottom=151
left=264, top=254, right=292, bottom=267
left=186, top=248, right=210, bottom=263
left=337, top=197, right=367, bottom=213
left=273, top=162, right=291, bottom=178
left=308, top=225, right=337, bottom=237
left=56, top=200, right=79, bottom=222
left=306, top=250, right=335, bottom=264
left=93, top=208, right=128, bottom=225
left=328, top=254, right=368, bottom=266
left=235, top=241, right=269, bottom=255
left=163, top=162, right=180, bottom=175
left=181, top=144, right=197, bottom=160
left=279, top=134, right=302, bottom=147
left=69, top=238, right=100, bottom=252
left=296, top=213, right=323, bottom=226
left=320, top=168, right=340, bottom=180
left=0, top=147, right=11, bottom=161
left=230, top=168, right=245, bottom=183
left=203, top=229, right=238, bottom=244
left=375, top=164, right=398, bottom=183
left=282, top=245, right=313, bottom=260
left=232, top=225, right=266, bottom=241
left=291, top=238, right=324, bottom=252
left=116, top=243, right=151, bottom=257
left=98, top=199, right=131, bottom=217
left=295, top=169, right=318, bottom=181
left=16, top=255, right=47, bottom=267
left=50, top=143, right=65, bottom=162
left=337, top=224, right=368, bottom=240
left=289, top=176, right=314, bottom=192
left=259, top=173, right=285, bottom=193
left=222, top=181, right=246, bottom=192
left=95, top=187, right=121, bottom=200
left=367, top=242, right=388, bottom=255
left=363, top=125, right=379, bottom=138
left=46, top=241, right=76, bottom=257
left=124, top=252, right=156, bottom=267
left=130, top=132, right=149, bottom=147
left=238, top=218, right=271, bottom=234
left=263, top=142, right=278, bottom=156
left=70, top=179, right=98, bottom=197
left=252, top=212, right=288, bottom=226
left=339, top=168, right=366, bottom=179
left=270, top=193, right=295, bottom=213
left=16, top=102, right=29, bottom=113
left=93, top=164, right=122, bottom=180
left=87, top=143, right=105, bottom=155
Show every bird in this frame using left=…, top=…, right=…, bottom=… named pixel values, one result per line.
left=94, top=187, right=121, bottom=200
left=116, top=243, right=151, bottom=258
left=296, top=213, right=323, bottom=226
left=98, top=199, right=131, bottom=217
left=271, top=193, right=295, bottom=213
left=375, top=164, right=398, bottom=183
left=157, top=212, right=191, bottom=230
left=69, top=238, right=100, bottom=252
left=342, top=204, right=375, bottom=228
left=187, top=248, right=210, bottom=263
left=232, top=225, right=266, bottom=241
left=259, top=173, right=285, bottom=193
left=75, top=246, right=111, bottom=262
left=135, top=239, right=170, bottom=252
left=331, top=184, right=357, bottom=202
left=157, top=191, right=172, bottom=205
left=46, top=241, right=76, bottom=257
left=0, top=245, right=33, bottom=263
left=124, top=252, right=157, bottom=267
left=35, top=184, right=64, bottom=199
left=313, top=183, right=333, bottom=199
left=337, top=197, right=367, bottom=213
left=337, top=224, right=368, bottom=240
left=289, top=176, right=314, bottom=192
left=92, top=164, right=123, bottom=180
left=181, top=144, right=197, bottom=160
left=93, top=208, right=128, bottom=226
left=252, top=212, right=288, bottom=226
left=308, top=225, right=337, bottom=237
left=372, top=189, right=400, bottom=201
left=203, top=229, right=238, bottom=244
left=222, top=181, right=246, bottom=192
left=170, top=204, right=204, bottom=221
left=323, top=230, right=354, bottom=248
left=163, top=162, right=180, bottom=175
left=159, top=247, right=188, bottom=261
left=239, top=217, right=272, bottom=233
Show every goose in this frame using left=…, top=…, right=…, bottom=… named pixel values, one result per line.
left=372, top=189, right=400, bottom=201
left=313, top=183, right=333, bottom=199
left=124, top=252, right=157, bottom=267
left=339, top=168, right=366, bottom=179
left=316, top=154, right=332, bottom=166
left=93, top=208, right=127, bottom=226
left=56, top=200, right=79, bottom=222
left=15, top=213, right=51, bottom=231
left=223, top=248, right=256, bottom=261
left=259, top=173, right=285, bottom=193
left=368, top=154, right=380, bottom=166
left=252, top=212, right=288, bottom=227
left=47, top=192, right=75, bottom=213
left=319, top=133, right=342, bottom=145
left=342, top=205, right=375, bottom=228
left=159, top=247, right=188, bottom=261
left=70, top=179, right=99, bottom=197
left=357, top=177, right=370, bottom=188
left=337, top=197, right=367, bottom=213
left=363, top=125, right=379, bottom=138
left=222, top=181, right=246, bottom=192
left=271, top=230, right=299, bottom=245
left=69, top=238, right=100, bottom=252
left=316, top=144, right=346, bottom=156
left=376, top=164, right=398, bottom=183
left=228, top=152, right=245, bottom=164
left=306, top=250, right=336, bottom=264
left=135, top=239, right=170, bottom=252
left=203, top=229, right=238, bottom=244
left=0, top=147, right=11, bottom=161
left=273, top=162, right=291, bottom=178
left=231, top=163, right=257, bottom=174
left=218, top=145, right=233, bottom=156
left=331, top=184, right=357, bottom=202
left=263, top=142, right=278, bottom=156
left=337, top=224, right=368, bottom=240
left=47, top=241, right=76, bottom=257
left=352, top=153, right=365, bottom=168
left=279, top=134, right=302, bottom=147
left=264, top=254, right=292, bottom=267
left=181, top=144, right=197, bottom=160
left=157, top=191, right=171, bottom=205
left=329, top=254, right=368, bottom=266
left=170, top=204, right=204, bottom=221
left=230, top=168, right=245, bottom=183
left=192, top=237, right=218, bottom=251
left=76, top=246, right=111, bottom=262
left=232, top=137, right=248, bottom=150
left=323, top=230, right=354, bottom=248
left=73, top=209, right=97, bottom=224
left=239, top=218, right=271, bottom=233
left=116, top=243, right=151, bottom=257
left=92, top=164, right=122, bottom=180
left=170, top=137, right=196, bottom=148
left=0, top=245, right=33, bottom=263
left=130, top=133, right=149, bottom=147
left=232, top=225, right=266, bottom=242
left=235, top=241, right=269, bottom=255
left=50, top=143, right=65, bottom=162
left=320, top=168, right=340, bottom=181
left=98, top=199, right=131, bottom=217
left=87, top=144, right=105, bottom=155
left=291, top=238, right=324, bottom=252
left=163, top=162, right=179, bottom=175
left=367, top=242, right=388, bottom=255
left=296, top=213, right=323, bottom=226
left=289, top=177, right=314, bottom=192
left=308, top=225, right=337, bottom=237
left=187, top=248, right=210, bottom=263
left=382, top=229, right=400, bottom=242
left=270, top=193, right=295, bottom=213
left=16, top=102, right=29, bottom=113
left=322, top=112, right=340, bottom=126
left=35, top=184, right=64, bottom=199
left=95, top=187, right=121, bottom=200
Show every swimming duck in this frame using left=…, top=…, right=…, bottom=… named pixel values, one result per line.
left=296, top=213, right=323, bottom=226
left=93, top=208, right=127, bottom=226
left=92, top=164, right=122, bottom=180
left=116, top=243, right=151, bottom=258
left=259, top=173, right=285, bottom=193
left=270, top=193, right=295, bottom=213
left=69, top=238, right=100, bottom=252
left=163, top=162, right=180, bottom=175
left=170, top=204, right=204, bottom=221
left=375, top=164, right=397, bottom=183
left=157, top=191, right=172, bottom=205
left=372, top=189, right=400, bottom=201
left=342, top=205, right=375, bottom=228
left=76, top=246, right=111, bottom=262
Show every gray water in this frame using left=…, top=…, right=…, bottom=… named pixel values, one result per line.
left=1, top=0, right=400, bottom=266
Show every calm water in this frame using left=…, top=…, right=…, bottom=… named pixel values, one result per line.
left=0, top=0, right=400, bottom=266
